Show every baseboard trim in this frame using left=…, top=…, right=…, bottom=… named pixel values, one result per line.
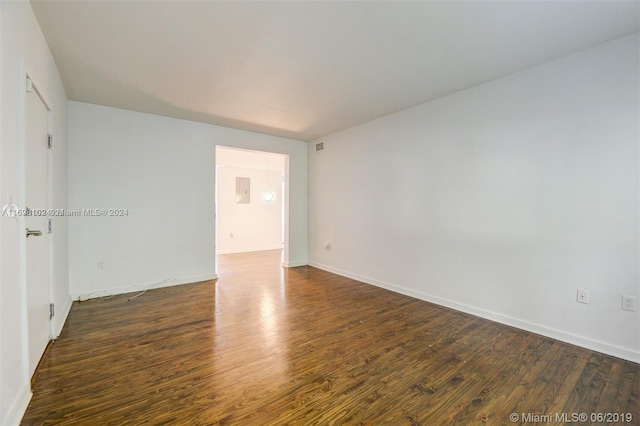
left=72, top=273, right=218, bottom=301
left=217, top=245, right=283, bottom=255
left=308, top=261, right=640, bottom=363
left=52, top=296, right=73, bottom=338
left=282, top=260, right=308, bottom=268
left=3, top=383, right=32, bottom=426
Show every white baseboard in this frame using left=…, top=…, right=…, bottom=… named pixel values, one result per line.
left=52, top=296, right=73, bottom=338
left=2, top=383, right=32, bottom=426
left=282, top=259, right=308, bottom=268
left=216, top=245, right=283, bottom=254
left=72, top=273, right=218, bottom=301
left=308, top=261, right=640, bottom=363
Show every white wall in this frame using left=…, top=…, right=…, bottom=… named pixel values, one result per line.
left=68, top=102, right=308, bottom=299
left=0, top=2, right=69, bottom=424
left=216, top=148, right=285, bottom=254
left=309, top=34, right=640, bottom=362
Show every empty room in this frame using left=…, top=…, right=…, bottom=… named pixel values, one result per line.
left=1, top=1, right=638, bottom=425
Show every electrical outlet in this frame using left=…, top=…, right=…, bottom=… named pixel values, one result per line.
left=97, top=261, right=104, bottom=270
left=577, top=288, right=590, bottom=304
left=622, top=295, right=637, bottom=312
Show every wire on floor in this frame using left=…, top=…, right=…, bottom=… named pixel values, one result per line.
left=77, top=277, right=177, bottom=302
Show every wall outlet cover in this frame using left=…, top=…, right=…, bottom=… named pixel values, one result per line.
left=622, top=295, right=637, bottom=312
left=577, top=288, right=590, bottom=304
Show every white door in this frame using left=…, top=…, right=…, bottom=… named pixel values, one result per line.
left=25, top=79, right=51, bottom=378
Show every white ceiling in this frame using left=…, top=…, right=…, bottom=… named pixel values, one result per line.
left=31, top=1, right=639, bottom=142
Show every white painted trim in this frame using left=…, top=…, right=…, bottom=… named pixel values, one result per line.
left=52, top=296, right=73, bottom=338
left=72, top=273, right=218, bottom=301
left=16, top=56, right=31, bottom=387
left=283, top=155, right=291, bottom=268
left=308, top=261, right=640, bottom=363
left=282, top=260, right=308, bottom=268
left=2, top=383, right=32, bottom=426
left=216, top=245, right=283, bottom=255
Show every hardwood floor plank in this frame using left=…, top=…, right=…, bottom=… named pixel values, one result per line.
left=443, top=332, right=536, bottom=424
left=538, top=347, right=590, bottom=416
left=22, top=250, right=639, bottom=425
left=561, top=352, right=607, bottom=416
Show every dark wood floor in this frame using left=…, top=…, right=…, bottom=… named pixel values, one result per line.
left=23, top=250, right=639, bottom=425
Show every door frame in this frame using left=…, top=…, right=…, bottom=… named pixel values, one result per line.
left=214, top=146, right=291, bottom=271
left=17, top=59, right=54, bottom=383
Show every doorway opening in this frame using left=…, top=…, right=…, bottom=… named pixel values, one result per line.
left=215, top=146, right=289, bottom=268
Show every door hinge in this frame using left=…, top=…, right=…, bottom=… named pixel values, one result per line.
left=49, top=303, right=55, bottom=320
left=48, top=219, right=53, bottom=234
left=47, top=134, right=53, bottom=149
